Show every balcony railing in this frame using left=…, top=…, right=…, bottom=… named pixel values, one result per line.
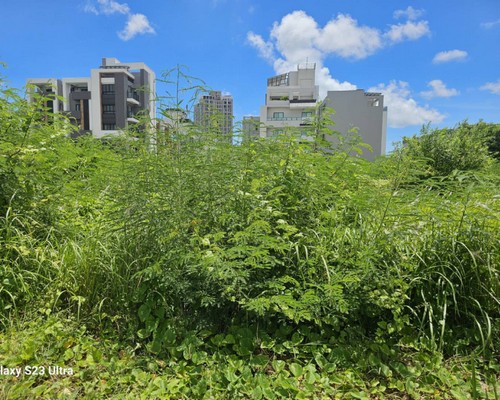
left=289, top=99, right=316, bottom=103
left=267, top=117, right=313, bottom=122
left=127, top=91, right=140, bottom=101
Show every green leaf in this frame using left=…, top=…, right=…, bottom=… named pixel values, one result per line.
left=138, top=303, right=151, bottom=322
left=289, top=363, right=303, bottom=377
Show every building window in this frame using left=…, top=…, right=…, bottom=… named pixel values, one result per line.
left=75, top=103, right=80, bottom=111
left=273, top=112, right=284, bottom=120
left=301, top=111, right=313, bottom=118
left=103, top=123, right=116, bottom=130
left=103, top=104, right=115, bottom=114
left=102, top=84, right=115, bottom=94
left=267, top=73, right=289, bottom=87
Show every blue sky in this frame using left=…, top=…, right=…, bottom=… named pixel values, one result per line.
left=1, top=0, right=499, bottom=149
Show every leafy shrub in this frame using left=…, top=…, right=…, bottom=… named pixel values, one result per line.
left=403, top=121, right=493, bottom=176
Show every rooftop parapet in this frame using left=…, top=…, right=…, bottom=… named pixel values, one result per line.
left=297, top=62, right=316, bottom=70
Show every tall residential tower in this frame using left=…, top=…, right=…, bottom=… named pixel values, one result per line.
left=194, top=90, right=233, bottom=142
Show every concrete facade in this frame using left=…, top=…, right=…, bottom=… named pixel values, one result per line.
left=27, top=78, right=64, bottom=114
left=27, top=57, right=156, bottom=138
left=242, top=116, right=260, bottom=140
left=260, top=63, right=319, bottom=137
left=323, top=90, right=387, bottom=160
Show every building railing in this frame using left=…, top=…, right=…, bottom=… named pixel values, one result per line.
left=127, top=91, right=140, bottom=101
left=267, top=117, right=313, bottom=122
left=289, top=99, right=317, bottom=103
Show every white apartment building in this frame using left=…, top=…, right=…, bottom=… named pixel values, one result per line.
left=259, top=64, right=387, bottom=159
left=259, top=63, right=319, bottom=138
left=27, top=57, right=156, bottom=138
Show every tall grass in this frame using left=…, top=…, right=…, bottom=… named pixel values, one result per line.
left=1, top=71, right=498, bottom=365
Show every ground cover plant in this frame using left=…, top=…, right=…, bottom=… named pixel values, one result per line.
left=0, top=69, right=498, bottom=398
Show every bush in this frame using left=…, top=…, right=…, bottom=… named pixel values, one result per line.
left=403, top=121, right=493, bottom=176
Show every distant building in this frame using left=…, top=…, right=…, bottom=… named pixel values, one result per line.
left=27, top=57, right=156, bottom=138
left=323, top=90, right=387, bottom=160
left=194, top=90, right=233, bottom=142
left=157, top=108, right=193, bottom=142
left=242, top=116, right=260, bottom=140
left=259, top=63, right=319, bottom=138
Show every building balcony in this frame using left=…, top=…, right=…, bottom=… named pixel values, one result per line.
left=267, top=116, right=313, bottom=123
left=289, top=99, right=317, bottom=109
left=127, top=113, right=139, bottom=123
left=289, top=99, right=317, bottom=103
left=267, top=99, right=290, bottom=107
left=268, top=116, right=301, bottom=122
left=127, top=97, right=140, bottom=106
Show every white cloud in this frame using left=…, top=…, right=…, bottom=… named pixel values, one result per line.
left=84, top=3, right=99, bottom=15
left=247, top=32, right=275, bottom=63
left=385, top=21, right=430, bottom=43
left=85, top=0, right=130, bottom=15
left=420, top=80, right=459, bottom=99
left=99, top=0, right=129, bottom=15
left=247, top=10, right=430, bottom=66
left=317, top=66, right=357, bottom=93
left=118, top=13, right=155, bottom=41
left=270, top=11, right=322, bottom=63
left=480, top=80, right=500, bottom=94
left=315, top=14, right=383, bottom=59
left=393, top=6, right=425, bottom=20
left=481, top=19, right=500, bottom=29
left=84, top=0, right=154, bottom=41
left=248, top=10, right=438, bottom=127
left=432, top=49, right=468, bottom=64
left=369, top=81, right=445, bottom=128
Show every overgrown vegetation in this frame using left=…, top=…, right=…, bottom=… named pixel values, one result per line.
left=0, top=68, right=498, bottom=398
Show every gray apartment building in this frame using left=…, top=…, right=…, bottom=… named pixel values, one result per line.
left=323, top=90, right=387, bottom=160
left=194, top=90, right=233, bottom=142
left=27, top=57, right=156, bottom=138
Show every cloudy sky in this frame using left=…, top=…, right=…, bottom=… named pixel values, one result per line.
left=1, top=0, right=499, bottom=149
